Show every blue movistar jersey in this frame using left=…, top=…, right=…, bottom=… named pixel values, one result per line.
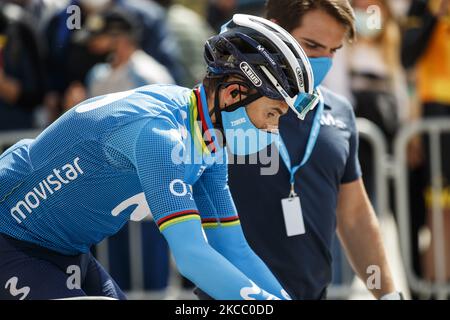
left=0, top=84, right=234, bottom=254
left=0, top=84, right=288, bottom=300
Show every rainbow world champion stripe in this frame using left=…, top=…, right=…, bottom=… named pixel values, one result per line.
left=157, top=210, right=200, bottom=232
left=201, top=216, right=240, bottom=229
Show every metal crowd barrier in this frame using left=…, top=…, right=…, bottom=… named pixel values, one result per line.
left=0, top=129, right=41, bottom=146
left=356, top=118, right=392, bottom=220
left=96, top=221, right=150, bottom=295
left=394, top=119, right=450, bottom=299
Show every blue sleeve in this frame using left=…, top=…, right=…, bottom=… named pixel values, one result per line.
left=162, top=219, right=283, bottom=300
left=341, top=106, right=362, bottom=184
left=193, top=160, right=290, bottom=300
left=204, top=223, right=290, bottom=300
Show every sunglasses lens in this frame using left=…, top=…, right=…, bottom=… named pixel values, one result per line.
left=293, top=93, right=319, bottom=120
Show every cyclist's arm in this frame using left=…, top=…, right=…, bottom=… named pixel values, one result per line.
left=193, top=157, right=290, bottom=300
left=133, top=120, right=281, bottom=300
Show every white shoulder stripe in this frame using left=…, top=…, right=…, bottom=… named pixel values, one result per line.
left=75, top=90, right=135, bottom=113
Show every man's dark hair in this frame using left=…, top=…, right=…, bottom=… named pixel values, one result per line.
left=265, top=0, right=356, bottom=41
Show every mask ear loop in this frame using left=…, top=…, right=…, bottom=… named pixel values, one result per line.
left=209, top=80, right=262, bottom=146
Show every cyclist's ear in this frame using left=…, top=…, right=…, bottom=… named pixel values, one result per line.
left=221, top=83, right=243, bottom=108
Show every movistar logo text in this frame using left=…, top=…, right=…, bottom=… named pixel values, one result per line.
left=10, top=157, right=84, bottom=224
left=256, top=45, right=276, bottom=66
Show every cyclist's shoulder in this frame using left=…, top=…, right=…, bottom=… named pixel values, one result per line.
left=61, top=85, right=190, bottom=133
left=134, top=84, right=192, bottom=107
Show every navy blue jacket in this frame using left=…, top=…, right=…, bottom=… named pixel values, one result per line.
left=228, top=87, right=362, bottom=299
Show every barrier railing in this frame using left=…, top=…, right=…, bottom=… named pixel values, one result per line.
left=0, top=129, right=41, bottom=146
left=95, top=221, right=149, bottom=295
left=356, top=118, right=392, bottom=219
left=394, top=119, right=450, bottom=299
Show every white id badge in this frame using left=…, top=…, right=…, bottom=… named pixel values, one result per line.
left=281, top=196, right=305, bottom=236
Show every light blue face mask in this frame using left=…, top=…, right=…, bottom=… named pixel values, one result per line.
left=308, top=57, right=333, bottom=88
left=221, top=106, right=279, bottom=156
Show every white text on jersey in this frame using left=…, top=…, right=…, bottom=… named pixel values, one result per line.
left=10, top=157, right=83, bottom=224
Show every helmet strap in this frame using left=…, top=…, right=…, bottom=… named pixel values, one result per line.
left=223, top=91, right=262, bottom=113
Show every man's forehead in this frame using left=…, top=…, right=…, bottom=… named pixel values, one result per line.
left=291, top=10, right=347, bottom=47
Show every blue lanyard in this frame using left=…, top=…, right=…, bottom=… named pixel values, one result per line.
left=277, top=89, right=324, bottom=197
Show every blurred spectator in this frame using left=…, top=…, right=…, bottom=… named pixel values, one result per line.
left=207, top=0, right=237, bottom=32
left=85, top=9, right=174, bottom=98
left=325, top=0, right=409, bottom=202
left=44, top=0, right=112, bottom=122
left=155, top=0, right=214, bottom=87
left=44, top=0, right=185, bottom=123
left=6, top=0, right=70, bottom=32
left=0, top=2, right=45, bottom=131
left=389, top=0, right=413, bottom=19
left=116, top=0, right=186, bottom=84
left=401, top=0, right=450, bottom=284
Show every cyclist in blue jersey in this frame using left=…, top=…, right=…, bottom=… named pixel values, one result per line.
left=0, top=14, right=318, bottom=300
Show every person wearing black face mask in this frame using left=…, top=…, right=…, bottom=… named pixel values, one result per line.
left=84, top=9, right=174, bottom=98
